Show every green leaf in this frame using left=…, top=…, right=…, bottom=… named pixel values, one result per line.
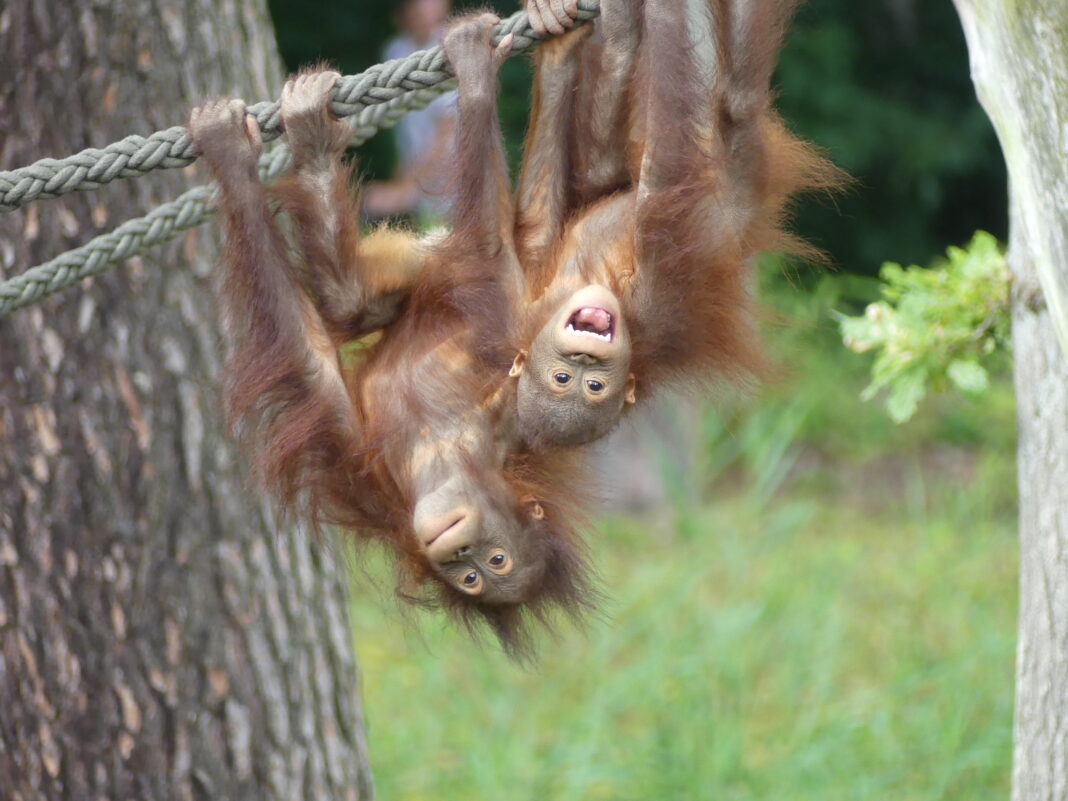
left=886, top=368, right=927, bottom=423
left=947, top=360, right=989, bottom=394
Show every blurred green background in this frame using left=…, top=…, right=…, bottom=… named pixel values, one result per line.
left=265, top=1, right=1016, bottom=798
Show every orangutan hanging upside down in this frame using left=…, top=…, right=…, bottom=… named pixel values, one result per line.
left=187, top=0, right=834, bottom=654
left=502, top=0, right=839, bottom=449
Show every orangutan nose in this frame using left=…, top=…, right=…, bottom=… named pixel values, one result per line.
left=569, top=352, right=599, bottom=365
left=421, top=507, right=480, bottom=563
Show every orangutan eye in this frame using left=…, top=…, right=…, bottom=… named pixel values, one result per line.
left=486, top=550, right=513, bottom=576
left=458, top=569, right=484, bottom=594
left=586, top=379, right=605, bottom=393
left=553, top=372, right=572, bottom=386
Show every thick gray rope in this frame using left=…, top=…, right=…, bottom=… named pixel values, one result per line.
left=0, top=2, right=600, bottom=214
left=0, top=87, right=445, bottom=318
left=0, top=4, right=602, bottom=318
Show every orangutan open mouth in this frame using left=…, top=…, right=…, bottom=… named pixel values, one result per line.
left=566, top=307, right=614, bottom=342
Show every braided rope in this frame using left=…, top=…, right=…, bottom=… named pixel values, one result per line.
left=0, top=86, right=446, bottom=318
left=0, top=1, right=599, bottom=214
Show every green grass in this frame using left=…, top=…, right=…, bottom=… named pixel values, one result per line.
left=348, top=271, right=1018, bottom=800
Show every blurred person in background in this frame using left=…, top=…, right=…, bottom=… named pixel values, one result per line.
left=362, top=0, right=456, bottom=223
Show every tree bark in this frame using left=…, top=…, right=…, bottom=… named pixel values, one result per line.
left=0, top=1, right=372, bottom=799
left=951, top=4, right=1068, bottom=799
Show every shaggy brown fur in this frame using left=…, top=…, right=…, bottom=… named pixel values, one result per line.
left=188, top=0, right=839, bottom=656
left=189, top=62, right=595, bottom=658
left=506, top=0, right=843, bottom=449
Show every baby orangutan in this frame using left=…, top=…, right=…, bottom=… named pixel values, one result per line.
left=503, top=0, right=839, bottom=448
left=188, top=16, right=593, bottom=656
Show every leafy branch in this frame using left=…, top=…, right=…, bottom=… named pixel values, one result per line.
left=838, top=231, right=1011, bottom=423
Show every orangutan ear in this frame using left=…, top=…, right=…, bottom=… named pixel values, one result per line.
left=509, top=351, right=527, bottom=378
left=624, top=373, right=637, bottom=405
left=522, top=495, right=546, bottom=519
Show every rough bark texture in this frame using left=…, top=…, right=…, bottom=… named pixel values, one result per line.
left=951, top=3, right=1068, bottom=799
left=953, top=2, right=1068, bottom=359
left=0, top=1, right=373, bottom=799
left=1009, top=284, right=1068, bottom=801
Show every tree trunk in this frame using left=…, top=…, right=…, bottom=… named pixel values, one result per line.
left=0, top=1, right=372, bottom=799
left=951, top=4, right=1068, bottom=799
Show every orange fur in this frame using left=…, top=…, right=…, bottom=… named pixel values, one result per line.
left=195, top=57, right=596, bottom=658
left=510, top=0, right=844, bottom=412
left=192, top=0, right=841, bottom=657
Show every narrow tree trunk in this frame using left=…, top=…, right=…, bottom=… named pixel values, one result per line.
left=0, top=1, right=372, bottom=799
left=1010, top=284, right=1068, bottom=801
left=951, top=4, right=1068, bottom=799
